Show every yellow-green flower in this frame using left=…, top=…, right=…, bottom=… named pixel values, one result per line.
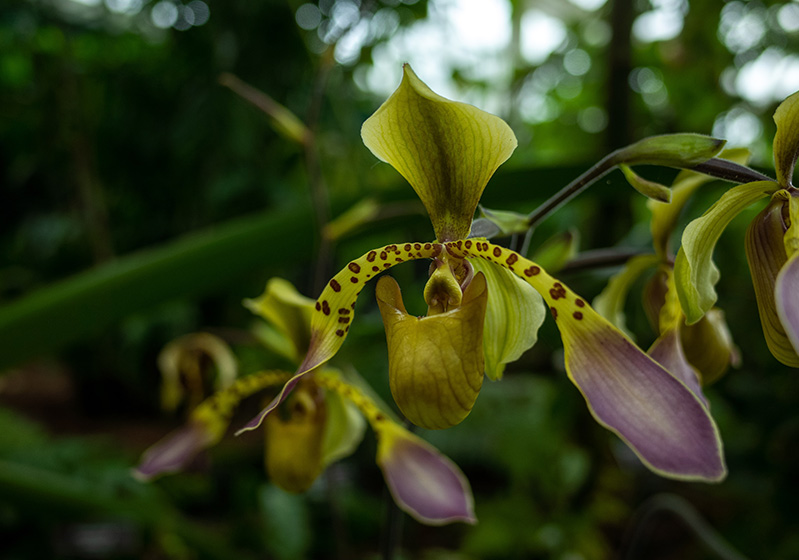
left=135, top=278, right=475, bottom=525
left=675, top=91, right=799, bottom=367
left=239, top=65, right=726, bottom=482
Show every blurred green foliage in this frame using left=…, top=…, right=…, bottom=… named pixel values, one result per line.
left=1, top=0, right=798, bottom=559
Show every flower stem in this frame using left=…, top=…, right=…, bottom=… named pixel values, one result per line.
left=620, top=493, right=750, bottom=560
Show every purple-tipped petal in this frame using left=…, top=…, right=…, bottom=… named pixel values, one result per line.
left=376, top=423, right=476, bottom=525
left=648, top=328, right=708, bottom=407
left=566, top=322, right=725, bottom=481
left=776, top=252, right=799, bottom=357
left=134, top=421, right=216, bottom=480
left=447, top=239, right=726, bottom=482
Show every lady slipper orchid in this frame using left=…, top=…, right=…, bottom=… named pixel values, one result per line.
left=239, top=64, right=726, bottom=483
left=674, top=90, right=799, bottom=367
left=136, top=278, right=475, bottom=525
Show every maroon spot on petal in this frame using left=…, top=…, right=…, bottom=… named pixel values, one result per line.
left=550, top=307, right=558, bottom=319
left=506, top=253, right=518, bottom=266
left=350, top=277, right=359, bottom=284
left=573, top=311, right=583, bottom=320
left=465, top=240, right=472, bottom=249
left=315, top=302, right=321, bottom=311
left=414, top=243, right=421, bottom=250
left=348, top=262, right=361, bottom=273
left=384, top=263, right=391, bottom=268
left=524, top=266, right=540, bottom=277
left=424, top=243, right=432, bottom=250
left=367, top=251, right=377, bottom=262
left=387, top=244, right=398, bottom=252
left=330, top=279, right=341, bottom=292
left=493, top=247, right=502, bottom=257
left=404, top=244, right=411, bottom=251
left=372, top=266, right=380, bottom=272
left=549, top=288, right=563, bottom=300
left=338, top=308, right=350, bottom=315
left=575, top=298, right=585, bottom=308
left=338, top=317, right=350, bottom=324
left=395, top=258, right=403, bottom=262
left=322, top=301, right=331, bottom=315
left=380, top=251, right=388, bottom=260
left=335, top=329, right=345, bottom=337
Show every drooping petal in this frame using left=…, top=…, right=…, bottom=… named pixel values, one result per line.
left=773, top=90, right=799, bottom=188
left=375, top=421, right=476, bottom=525
left=376, top=273, right=488, bottom=430
left=593, top=254, right=660, bottom=338
left=648, top=148, right=751, bottom=259
left=648, top=328, right=707, bottom=406
left=315, top=370, right=475, bottom=525
left=134, top=421, right=217, bottom=480
left=446, top=239, right=726, bottom=481
left=680, top=309, right=740, bottom=385
left=745, top=192, right=799, bottom=367
left=237, top=242, right=441, bottom=435
left=264, top=384, right=327, bottom=493
left=776, top=252, right=799, bottom=358
left=471, top=258, right=545, bottom=380
left=361, top=64, right=517, bottom=242
left=135, top=370, right=291, bottom=479
left=244, top=278, right=315, bottom=362
left=675, top=181, right=776, bottom=324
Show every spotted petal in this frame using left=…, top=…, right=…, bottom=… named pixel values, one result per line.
left=375, top=421, right=476, bottom=525
left=773, top=90, right=799, bottom=188
left=675, top=181, right=776, bottom=324
left=446, top=240, right=726, bottom=481
left=136, top=371, right=291, bottom=479
left=237, top=242, right=441, bottom=434
left=361, top=64, right=517, bottom=242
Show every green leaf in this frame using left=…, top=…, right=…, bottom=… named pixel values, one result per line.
left=619, top=164, right=672, bottom=202
left=323, top=198, right=381, bottom=241
left=361, top=64, right=517, bottom=242
left=0, top=205, right=314, bottom=371
left=470, top=258, right=546, bottom=380
left=675, top=181, right=776, bottom=324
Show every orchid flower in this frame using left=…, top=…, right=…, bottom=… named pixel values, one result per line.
left=674, top=91, right=799, bottom=367
left=135, top=277, right=475, bottom=525
left=239, top=64, right=726, bottom=482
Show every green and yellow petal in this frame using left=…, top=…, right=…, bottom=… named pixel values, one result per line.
left=471, top=258, right=545, bottom=380
left=244, top=278, right=315, bottom=362
left=675, top=180, right=776, bottom=324
left=376, top=273, right=488, bottom=430
left=361, top=64, right=517, bottom=242
left=745, top=191, right=799, bottom=367
left=773, top=90, right=799, bottom=188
